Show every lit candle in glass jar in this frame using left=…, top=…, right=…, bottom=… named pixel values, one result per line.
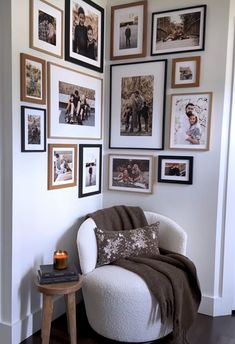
left=53, top=250, right=68, bottom=270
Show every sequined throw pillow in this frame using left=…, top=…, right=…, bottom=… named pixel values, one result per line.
left=95, top=222, right=160, bottom=266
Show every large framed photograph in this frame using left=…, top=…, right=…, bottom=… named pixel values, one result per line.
left=151, top=5, right=206, bottom=56
left=65, top=0, right=104, bottom=73
left=30, top=0, right=63, bottom=58
left=172, top=56, right=201, bottom=88
left=109, top=154, right=153, bottom=194
left=110, top=60, right=167, bottom=150
left=48, top=144, right=77, bottom=190
left=48, top=62, right=102, bottom=139
left=79, top=144, right=102, bottom=198
left=158, top=155, right=193, bottom=184
left=20, top=53, right=46, bottom=105
left=21, top=106, right=46, bottom=152
left=169, top=92, right=212, bottom=150
left=110, top=0, right=147, bottom=60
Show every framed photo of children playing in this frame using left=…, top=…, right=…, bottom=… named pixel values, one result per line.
left=48, top=62, right=102, bottom=139
left=65, top=0, right=104, bottom=73
left=172, top=56, right=201, bottom=88
left=109, top=59, right=167, bottom=150
left=158, top=155, right=193, bottom=185
left=109, top=154, right=153, bottom=194
left=110, top=0, right=147, bottom=60
left=48, top=143, right=77, bottom=190
left=79, top=144, right=102, bottom=198
left=169, top=92, right=213, bottom=150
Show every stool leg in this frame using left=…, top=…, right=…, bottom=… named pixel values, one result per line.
left=41, top=294, right=53, bottom=344
left=65, top=292, right=77, bottom=344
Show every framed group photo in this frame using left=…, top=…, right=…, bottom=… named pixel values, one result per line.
left=171, top=56, right=201, bottom=88
left=158, top=155, right=193, bottom=184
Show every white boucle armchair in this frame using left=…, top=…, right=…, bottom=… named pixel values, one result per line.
left=77, top=211, right=187, bottom=343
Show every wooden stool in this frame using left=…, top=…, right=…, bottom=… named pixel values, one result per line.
left=35, top=277, right=83, bottom=344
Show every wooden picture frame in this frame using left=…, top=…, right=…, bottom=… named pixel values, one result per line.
left=158, top=155, right=193, bottom=184
left=172, top=56, right=201, bottom=88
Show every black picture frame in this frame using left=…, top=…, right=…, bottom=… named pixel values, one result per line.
left=65, top=0, right=104, bottom=73
left=158, top=155, right=193, bottom=184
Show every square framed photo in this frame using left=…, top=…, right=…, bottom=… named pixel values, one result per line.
left=151, top=5, right=206, bottom=56
left=169, top=92, right=212, bottom=150
left=65, top=0, right=104, bottom=73
left=48, top=143, right=77, bottom=190
left=110, top=0, right=147, bottom=60
left=30, top=0, right=63, bottom=58
left=20, top=53, right=46, bottom=104
left=109, top=154, right=153, bottom=194
left=79, top=144, right=102, bottom=198
left=109, top=59, right=167, bottom=150
left=158, top=155, right=193, bottom=184
left=21, top=106, right=46, bottom=152
left=172, top=56, right=201, bottom=88
left=48, top=62, right=102, bottom=139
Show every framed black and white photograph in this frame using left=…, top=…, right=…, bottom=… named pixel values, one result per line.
left=21, top=106, right=46, bottom=152
left=151, top=5, right=206, bottom=56
left=158, top=155, right=193, bottom=184
left=109, top=59, right=167, bottom=150
left=79, top=144, right=102, bottom=197
left=172, top=56, right=201, bottom=88
left=65, top=0, right=104, bottom=73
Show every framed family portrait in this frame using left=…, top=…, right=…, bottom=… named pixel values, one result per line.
left=48, top=143, right=77, bottom=190
left=65, top=0, right=104, bottom=73
left=20, top=53, right=46, bottom=105
left=110, top=0, right=147, bottom=60
left=158, top=155, right=193, bottom=184
left=109, top=60, right=167, bottom=150
left=151, top=5, right=206, bottom=56
left=109, top=154, right=153, bottom=194
left=30, top=0, right=63, bottom=58
left=47, top=62, right=102, bottom=140
left=172, top=56, right=201, bottom=88
left=79, top=144, right=102, bottom=198
left=21, top=106, right=46, bottom=152
left=169, top=92, right=213, bottom=150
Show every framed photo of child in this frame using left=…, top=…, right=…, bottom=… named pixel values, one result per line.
left=65, top=0, right=104, bottom=73
left=158, top=155, right=193, bottom=185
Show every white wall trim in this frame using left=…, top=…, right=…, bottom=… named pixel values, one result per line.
left=199, top=294, right=233, bottom=317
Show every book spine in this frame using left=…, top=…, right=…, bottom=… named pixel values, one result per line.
left=40, top=270, right=77, bottom=278
left=39, top=274, right=79, bottom=284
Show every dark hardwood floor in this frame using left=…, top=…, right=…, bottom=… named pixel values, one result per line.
left=21, top=302, right=235, bottom=344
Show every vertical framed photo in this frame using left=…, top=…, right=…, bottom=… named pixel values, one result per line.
left=110, top=0, right=147, bottom=60
left=48, top=144, right=77, bottom=190
left=65, top=0, right=104, bottom=73
left=109, top=154, right=153, bottom=194
left=172, top=56, right=201, bottom=88
left=151, top=5, right=206, bottom=56
left=158, top=155, right=193, bottom=184
left=169, top=92, right=213, bottom=150
left=21, top=106, right=46, bottom=152
left=79, top=144, right=102, bottom=198
left=109, top=59, right=167, bottom=150
left=30, top=0, right=63, bottom=58
left=20, top=53, right=46, bottom=105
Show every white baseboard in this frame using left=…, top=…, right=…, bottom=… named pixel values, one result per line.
left=199, top=294, right=232, bottom=316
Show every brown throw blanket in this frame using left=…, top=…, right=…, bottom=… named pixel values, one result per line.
left=88, top=205, right=201, bottom=344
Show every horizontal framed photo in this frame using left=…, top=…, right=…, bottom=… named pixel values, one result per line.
left=169, top=92, right=212, bottom=150
left=172, top=56, right=201, bottom=88
left=151, top=5, right=206, bottom=56
left=158, top=155, right=193, bottom=184
left=79, top=144, right=102, bottom=198
left=21, top=106, right=46, bottom=152
left=109, top=59, right=167, bottom=150
left=109, top=154, right=153, bottom=194
left=110, top=0, right=147, bottom=60
left=48, top=62, right=102, bottom=139
left=48, top=143, right=77, bottom=190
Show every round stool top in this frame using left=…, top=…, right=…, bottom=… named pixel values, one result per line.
left=35, top=275, right=83, bottom=295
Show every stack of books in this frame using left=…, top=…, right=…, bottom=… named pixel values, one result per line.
left=38, top=264, right=79, bottom=284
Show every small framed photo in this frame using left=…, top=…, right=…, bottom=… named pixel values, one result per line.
left=79, top=144, right=102, bottom=198
left=109, top=154, right=153, bottom=194
left=110, top=0, right=147, bottom=60
left=48, top=144, right=77, bottom=190
left=172, top=56, right=201, bottom=88
left=30, top=0, right=63, bottom=58
left=65, top=0, right=104, bottom=73
left=158, top=155, right=193, bottom=184
left=151, top=5, right=206, bottom=56
left=20, top=53, right=46, bottom=105
left=169, top=92, right=212, bottom=150
left=21, top=106, right=46, bottom=152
